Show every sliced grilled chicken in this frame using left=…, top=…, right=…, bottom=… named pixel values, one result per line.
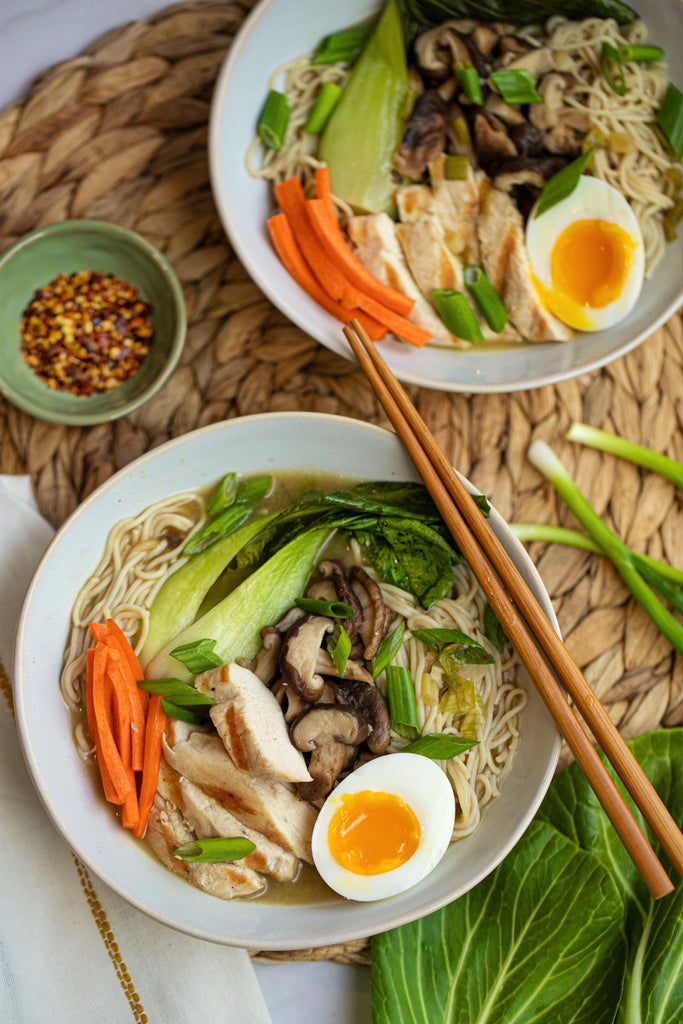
left=178, top=774, right=300, bottom=882
left=477, top=180, right=573, bottom=342
left=195, top=662, right=312, bottom=784
left=427, top=155, right=481, bottom=263
left=163, top=729, right=317, bottom=862
left=346, top=213, right=453, bottom=345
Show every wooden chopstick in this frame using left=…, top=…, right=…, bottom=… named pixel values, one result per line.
left=344, top=318, right=682, bottom=900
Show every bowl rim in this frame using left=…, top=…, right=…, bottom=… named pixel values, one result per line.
left=208, top=0, right=683, bottom=395
left=0, top=218, right=187, bottom=426
left=13, top=411, right=562, bottom=948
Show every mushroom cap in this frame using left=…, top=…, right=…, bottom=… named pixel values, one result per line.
left=279, top=614, right=334, bottom=701
left=290, top=704, right=369, bottom=802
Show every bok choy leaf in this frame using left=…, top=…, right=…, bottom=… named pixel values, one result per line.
left=372, top=729, right=682, bottom=1024
left=318, top=0, right=412, bottom=214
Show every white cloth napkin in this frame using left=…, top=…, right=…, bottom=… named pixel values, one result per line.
left=0, top=476, right=273, bottom=1024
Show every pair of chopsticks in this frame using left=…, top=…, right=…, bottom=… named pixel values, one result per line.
left=344, top=319, right=683, bottom=900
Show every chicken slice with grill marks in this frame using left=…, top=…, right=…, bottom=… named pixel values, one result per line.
left=177, top=774, right=300, bottom=882
left=146, top=760, right=266, bottom=899
left=345, top=212, right=453, bottom=346
left=395, top=183, right=521, bottom=345
left=477, top=179, right=573, bottom=342
left=162, top=726, right=317, bottom=862
left=427, top=155, right=481, bottom=264
left=195, top=661, right=312, bottom=784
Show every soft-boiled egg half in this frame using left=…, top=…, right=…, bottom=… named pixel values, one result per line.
left=525, top=175, right=644, bottom=332
left=311, top=752, right=456, bottom=901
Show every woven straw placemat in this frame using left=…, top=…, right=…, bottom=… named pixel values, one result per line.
left=0, top=0, right=681, bottom=965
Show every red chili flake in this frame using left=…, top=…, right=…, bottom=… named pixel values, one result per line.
left=19, top=270, right=155, bottom=397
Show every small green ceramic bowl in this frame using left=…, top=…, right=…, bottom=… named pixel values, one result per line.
left=0, top=220, right=186, bottom=425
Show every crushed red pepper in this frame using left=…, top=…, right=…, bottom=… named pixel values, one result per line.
left=20, top=270, right=155, bottom=396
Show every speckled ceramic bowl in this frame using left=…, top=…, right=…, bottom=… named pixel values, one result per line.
left=0, top=219, right=186, bottom=425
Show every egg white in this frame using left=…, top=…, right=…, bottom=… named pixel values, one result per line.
left=311, top=751, right=456, bottom=901
left=525, top=175, right=645, bottom=332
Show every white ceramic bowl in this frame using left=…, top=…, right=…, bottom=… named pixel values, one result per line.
left=209, top=0, right=683, bottom=394
left=14, top=413, right=561, bottom=949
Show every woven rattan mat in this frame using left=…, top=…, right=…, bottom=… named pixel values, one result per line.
left=0, top=0, right=681, bottom=965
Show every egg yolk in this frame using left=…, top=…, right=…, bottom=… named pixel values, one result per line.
left=327, top=790, right=421, bottom=875
left=551, top=218, right=635, bottom=310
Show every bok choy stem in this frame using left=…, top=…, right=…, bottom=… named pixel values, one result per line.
left=527, top=440, right=683, bottom=654
left=318, top=0, right=411, bottom=214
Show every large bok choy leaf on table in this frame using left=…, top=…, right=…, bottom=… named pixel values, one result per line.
left=141, top=479, right=484, bottom=680
left=372, top=729, right=683, bottom=1024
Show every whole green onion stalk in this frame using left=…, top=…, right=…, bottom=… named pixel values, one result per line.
left=520, top=438, right=683, bottom=654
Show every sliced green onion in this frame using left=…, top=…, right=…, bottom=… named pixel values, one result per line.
left=411, top=628, right=493, bottom=663
left=295, top=597, right=354, bottom=618
left=236, top=475, right=272, bottom=505
left=161, top=701, right=209, bottom=724
left=483, top=603, right=506, bottom=654
left=601, top=42, right=627, bottom=96
left=566, top=422, right=683, bottom=487
left=657, top=82, right=683, bottom=161
left=258, top=89, right=290, bottom=151
left=490, top=68, right=542, bottom=104
left=402, top=733, right=479, bottom=759
left=170, top=637, right=223, bottom=675
left=534, top=144, right=597, bottom=218
left=183, top=504, right=252, bottom=557
left=385, top=665, right=421, bottom=741
left=457, top=66, right=484, bottom=106
left=527, top=439, right=683, bottom=654
left=138, top=678, right=216, bottom=705
left=618, top=43, right=664, bottom=63
left=304, top=81, right=343, bottom=133
left=431, top=289, right=484, bottom=343
left=463, top=265, right=508, bottom=333
left=311, top=26, right=372, bottom=65
left=372, top=621, right=406, bottom=680
left=444, top=154, right=470, bottom=180
left=205, top=472, right=239, bottom=517
left=173, top=838, right=256, bottom=863
left=328, top=624, right=351, bottom=677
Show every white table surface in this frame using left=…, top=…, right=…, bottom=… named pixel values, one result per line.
left=0, top=1, right=373, bottom=1021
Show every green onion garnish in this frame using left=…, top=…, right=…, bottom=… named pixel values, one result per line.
left=236, top=475, right=272, bottom=505
left=138, top=678, right=216, bottom=705
left=618, top=43, right=664, bottom=63
left=490, top=68, right=542, bottom=105
left=527, top=439, right=683, bottom=654
left=311, top=26, right=372, bottom=65
left=183, top=504, right=252, bottom=556
left=170, top=638, right=223, bottom=675
left=205, top=472, right=239, bottom=517
left=160, top=701, right=210, bottom=724
left=463, top=265, right=508, bottom=333
left=402, top=733, right=479, bottom=759
left=304, top=81, right=343, bottom=133
left=534, top=144, right=597, bottom=218
left=328, top=624, right=351, bottom=677
left=411, top=627, right=494, bottom=665
left=601, top=42, right=627, bottom=96
left=258, top=89, right=291, bottom=151
left=295, top=597, right=354, bottom=618
left=566, top=422, right=683, bottom=487
left=173, top=838, right=256, bottom=863
left=431, top=289, right=485, bottom=343
left=372, top=621, right=406, bottom=680
left=385, top=665, right=421, bottom=740
left=444, top=154, right=470, bottom=180
left=409, top=627, right=477, bottom=652
left=457, top=66, right=484, bottom=106
left=657, top=82, right=683, bottom=160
